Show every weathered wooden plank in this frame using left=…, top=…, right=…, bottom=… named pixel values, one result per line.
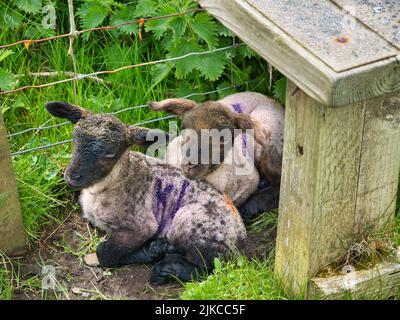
left=197, top=0, right=400, bottom=106
left=0, top=111, right=26, bottom=256
left=275, top=81, right=400, bottom=294
left=333, top=57, right=400, bottom=106
left=332, top=0, right=400, bottom=50
left=310, top=261, right=400, bottom=299
left=355, top=92, right=400, bottom=235
left=246, top=0, right=396, bottom=72
left=198, top=0, right=337, bottom=106
left=275, top=80, right=366, bottom=293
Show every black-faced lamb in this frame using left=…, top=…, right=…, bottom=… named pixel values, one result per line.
left=45, top=101, right=246, bottom=284
left=149, top=92, right=284, bottom=220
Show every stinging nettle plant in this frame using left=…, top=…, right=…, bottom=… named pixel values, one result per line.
left=0, top=0, right=263, bottom=93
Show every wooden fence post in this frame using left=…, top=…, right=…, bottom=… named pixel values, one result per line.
left=274, top=80, right=400, bottom=295
left=0, top=111, right=26, bottom=256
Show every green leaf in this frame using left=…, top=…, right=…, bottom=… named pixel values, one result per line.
left=0, top=50, right=13, bottom=63
left=0, top=8, right=23, bottom=30
left=195, top=52, right=226, bottom=81
left=273, top=77, right=287, bottom=105
left=217, top=22, right=235, bottom=37
left=110, top=6, right=137, bottom=35
left=134, top=0, right=157, bottom=17
left=145, top=18, right=170, bottom=40
left=44, top=166, right=59, bottom=181
left=217, top=81, right=237, bottom=99
left=191, top=13, right=218, bottom=48
left=168, top=41, right=202, bottom=79
left=105, top=44, right=132, bottom=69
left=14, top=0, right=42, bottom=14
left=77, top=1, right=110, bottom=30
left=145, top=2, right=176, bottom=39
left=0, top=68, right=16, bottom=92
left=169, top=15, right=187, bottom=39
left=150, top=63, right=172, bottom=88
left=24, top=24, right=55, bottom=40
left=214, top=258, right=222, bottom=272
left=174, top=83, right=207, bottom=103
left=238, top=45, right=258, bottom=59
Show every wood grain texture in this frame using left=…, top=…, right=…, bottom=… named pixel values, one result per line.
left=275, top=80, right=365, bottom=293
left=333, top=57, right=400, bottom=106
left=197, top=0, right=400, bottom=107
left=247, top=0, right=396, bottom=72
left=355, top=92, right=400, bottom=234
left=310, top=261, right=400, bottom=299
left=0, top=112, right=26, bottom=256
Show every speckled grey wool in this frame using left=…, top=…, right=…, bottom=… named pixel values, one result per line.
left=80, top=151, right=246, bottom=268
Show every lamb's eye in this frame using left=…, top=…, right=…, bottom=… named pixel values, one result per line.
left=104, top=153, right=116, bottom=159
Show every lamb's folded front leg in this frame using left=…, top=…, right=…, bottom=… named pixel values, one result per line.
left=122, top=238, right=179, bottom=265
left=96, top=231, right=178, bottom=267
left=150, top=253, right=204, bottom=284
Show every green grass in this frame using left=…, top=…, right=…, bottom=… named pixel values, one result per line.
left=0, top=1, right=399, bottom=300
left=180, top=212, right=291, bottom=300
left=181, top=256, right=291, bottom=300
left=0, top=254, right=12, bottom=300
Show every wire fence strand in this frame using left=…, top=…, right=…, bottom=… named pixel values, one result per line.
left=9, top=83, right=250, bottom=157
left=0, top=44, right=241, bottom=96
left=3, top=8, right=248, bottom=158
left=7, top=83, right=245, bottom=138
left=0, top=9, right=203, bottom=50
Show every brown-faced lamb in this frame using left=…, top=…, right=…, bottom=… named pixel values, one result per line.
left=163, top=127, right=261, bottom=208
left=45, top=101, right=246, bottom=284
left=149, top=92, right=284, bottom=220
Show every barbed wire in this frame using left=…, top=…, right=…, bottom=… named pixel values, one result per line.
left=0, top=9, right=204, bottom=50
left=0, top=44, right=241, bottom=96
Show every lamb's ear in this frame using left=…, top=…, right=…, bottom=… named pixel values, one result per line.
left=148, top=98, right=197, bottom=115
left=126, top=126, right=168, bottom=148
left=233, top=113, right=254, bottom=131
left=234, top=113, right=271, bottom=147
left=45, top=101, right=91, bottom=123
left=126, top=126, right=150, bottom=146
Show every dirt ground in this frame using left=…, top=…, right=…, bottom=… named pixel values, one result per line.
left=10, top=208, right=276, bottom=300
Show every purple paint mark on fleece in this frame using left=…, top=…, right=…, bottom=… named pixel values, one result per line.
left=241, top=133, right=247, bottom=157
left=153, top=178, right=190, bottom=237
left=231, top=103, right=243, bottom=114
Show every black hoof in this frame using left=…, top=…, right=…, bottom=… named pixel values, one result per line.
left=97, top=238, right=180, bottom=267
left=96, top=241, right=127, bottom=268
left=124, top=238, right=179, bottom=264
left=150, top=254, right=201, bottom=285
